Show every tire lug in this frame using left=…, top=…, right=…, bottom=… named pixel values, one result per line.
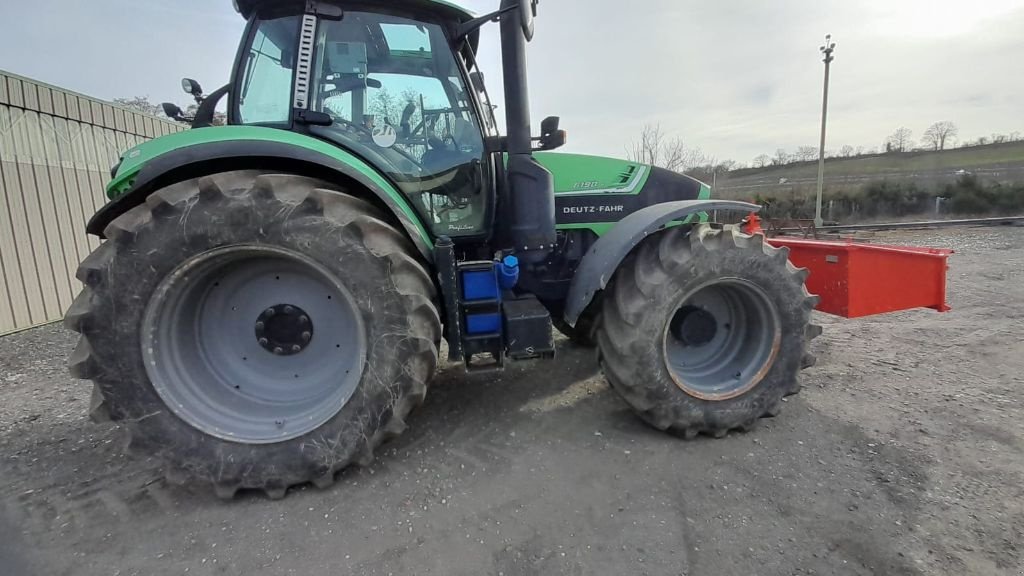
left=301, top=331, right=312, bottom=342
left=291, top=345, right=301, bottom=353
left=273, top=347, right=284, bottom=355
left=284, top=305, right=294, bottom=314
left=258, top=337, right=269, bottom=346
left=255, top=321, right=264, bottom=330
left=265, top=308, right=276, bottom=317
left=299, top=315, right=309, bottom=324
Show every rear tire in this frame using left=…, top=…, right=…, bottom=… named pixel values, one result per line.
left=596, top=223, right=819, bottom=437
left=66, top=171, right=440, bottom=499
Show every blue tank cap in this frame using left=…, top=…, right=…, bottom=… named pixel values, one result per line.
left=497, top=255, right=520, bottom=289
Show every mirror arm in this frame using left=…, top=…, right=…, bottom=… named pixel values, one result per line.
left=191, top=84, right=230, bottom=129
left=455, top=5, right=516, bottom=40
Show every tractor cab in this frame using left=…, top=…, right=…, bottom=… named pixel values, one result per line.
left=228, top=1, right=495, bottom=237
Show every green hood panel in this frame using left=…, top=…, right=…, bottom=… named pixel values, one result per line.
left=534, top=152, right=652, bottom=196
left=107, top=126, right=430, bottom=242
left=535, top=152, right=711, bottom=233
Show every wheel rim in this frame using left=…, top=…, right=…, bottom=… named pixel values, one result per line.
left=662, top=279, right=781, bottom=401
left=142, top=245, right=365, bottom=444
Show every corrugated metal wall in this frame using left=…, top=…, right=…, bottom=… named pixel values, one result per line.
left=0, top=70, right=186, bottom=335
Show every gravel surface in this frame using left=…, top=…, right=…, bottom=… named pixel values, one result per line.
left=1, top=226, right=1022, bottom=576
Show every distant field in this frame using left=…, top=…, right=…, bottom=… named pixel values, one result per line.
left=715, top=141, right=1024, bottom=199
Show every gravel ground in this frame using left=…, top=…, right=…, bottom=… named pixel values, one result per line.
left=1, top=226, right=1022, bottom=576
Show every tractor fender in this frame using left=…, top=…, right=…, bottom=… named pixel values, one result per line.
left=562, top=199, right=760, bottom=326
left=87, top=139, right=433, bottom=261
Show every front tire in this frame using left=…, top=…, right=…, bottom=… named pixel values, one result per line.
left=597, top=223, right=818, bottom=437
left=66, top=171, right=440, bottom=499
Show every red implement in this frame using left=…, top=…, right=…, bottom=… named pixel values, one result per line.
left=744, top=214, right=953, bottom=318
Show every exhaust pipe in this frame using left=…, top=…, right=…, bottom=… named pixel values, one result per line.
left=499, top=0, right=555, bottom=263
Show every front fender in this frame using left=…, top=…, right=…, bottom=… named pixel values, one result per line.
left=562, top=200, right=760, bottom=326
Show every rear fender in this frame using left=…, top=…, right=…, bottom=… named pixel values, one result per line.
left=562, top=200, right=759, bottom=326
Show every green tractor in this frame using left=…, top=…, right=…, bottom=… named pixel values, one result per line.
left=67, top=0, right=817, bottom=499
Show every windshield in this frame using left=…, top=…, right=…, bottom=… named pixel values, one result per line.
left=238, top=11, right=488, bottom=236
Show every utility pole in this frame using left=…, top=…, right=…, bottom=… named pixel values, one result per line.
left=814, top=34, right=835, bottom=228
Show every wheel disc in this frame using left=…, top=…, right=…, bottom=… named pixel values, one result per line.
left=663, top=279, right=781, bottom=401
left=142, top=245, right=365, bottom=444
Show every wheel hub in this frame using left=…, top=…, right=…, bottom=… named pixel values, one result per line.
left=670, top=305, right=717, bottom=347
left=663, top=280, right=781, bottom=401
left=141, top=245, right=365, bottom=444
left=255, top=304, right=313, bottom=355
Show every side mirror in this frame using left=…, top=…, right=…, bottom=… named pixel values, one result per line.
left=181, top=78, right=203, bottom=97
left=540, top=115, right=559, bottom=136
left=538, top=116, right=566, bottom=150
left=520, top=0, right=537, bottom=41
left=161, top=102, right=184, bottom=120
left=469, top=71, right=486, bottom=93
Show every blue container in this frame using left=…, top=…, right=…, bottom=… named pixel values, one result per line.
left=465, top=312, right=501, bottom=334
left=462, top=269, right=499, bottom=301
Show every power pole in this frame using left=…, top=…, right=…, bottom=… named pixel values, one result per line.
left=814, top=34, right=835, bottom=228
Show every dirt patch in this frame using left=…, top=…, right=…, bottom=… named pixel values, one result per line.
left=2, top=226, right=1023, bottom=575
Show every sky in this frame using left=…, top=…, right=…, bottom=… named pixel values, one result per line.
left=2, top=0, right=1022, bottom=165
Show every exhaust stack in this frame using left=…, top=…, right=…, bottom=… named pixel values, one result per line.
left=498, top=0, right=555, bottom=263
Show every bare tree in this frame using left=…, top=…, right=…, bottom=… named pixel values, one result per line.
left=753, top=154, right=770, bottom=168
left=625, top=124, right=712, bottom=173
left=113, top=96, right=165, bottom=117
left=682, top=147, right=710, bottom=173
left=885, top=127, right=914, bottom=152
left=627, top=124, right=690, bottom=172
left=840, top=144, right=855, bottom=157
left=976, top=136, right=990, bottom=146
left=1009, top=131, right=1022, bottom=142
left=922, top=121, right=958, bottom=150
left=716, top=159, right=737, bottom=172
left=795, top=146, right=818, bottom=161
left=772, top=148, right=790, bottom=166
left=855, top=146, right=865, bottom=156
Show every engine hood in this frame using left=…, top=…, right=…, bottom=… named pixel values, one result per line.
left=533, top=152, right=712, bottom=230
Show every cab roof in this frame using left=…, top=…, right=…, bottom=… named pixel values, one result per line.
left=233, top=0, right=477, bottom=22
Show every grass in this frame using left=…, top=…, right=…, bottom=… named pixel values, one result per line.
left=725, top=140, right=1024, bottom=181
